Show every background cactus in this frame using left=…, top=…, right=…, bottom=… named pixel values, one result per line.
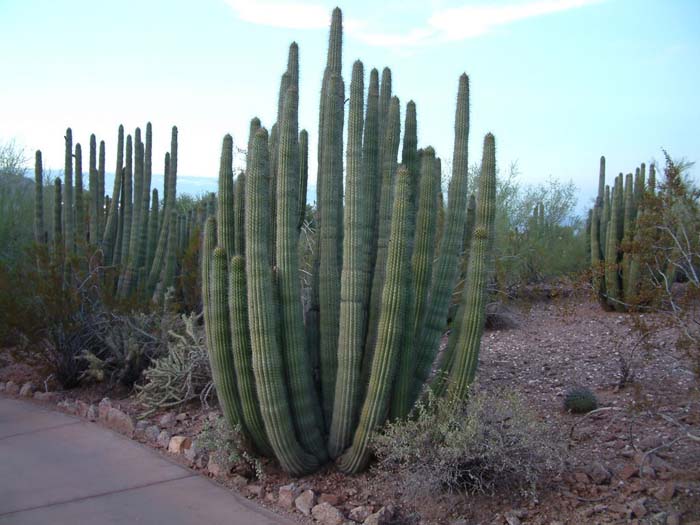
left=589, top=156, right=654, bottom=311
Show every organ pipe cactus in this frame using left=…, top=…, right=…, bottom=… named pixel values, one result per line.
left=589, top=156, right=653, bottom=311
left=202, top=8, right=495, bottom=476
left=34, top=150, right=44, bottom=245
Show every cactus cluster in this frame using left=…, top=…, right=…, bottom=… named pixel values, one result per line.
left=589, top=156, right=655, bottom=311
left=201, top=8, right=497, bottom=475
left=35, top=123, right=206, bottom=305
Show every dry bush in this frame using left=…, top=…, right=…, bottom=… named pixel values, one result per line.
left=372, top=388, right=564, bottom=499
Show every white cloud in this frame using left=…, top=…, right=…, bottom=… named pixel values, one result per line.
left=429, top=0, right=605, bottom=41
left=224, top=0, right=330, bottom=29
left=225, top=0, right=605, bottom=49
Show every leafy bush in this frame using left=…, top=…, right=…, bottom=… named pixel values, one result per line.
left=135, top=313, right=213, bottom=416
left=493, top=166, right=587, bottom=290
left=372, top=388, right=563, bottom=498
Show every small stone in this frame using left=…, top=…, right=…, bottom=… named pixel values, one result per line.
left=449, top=520, right=468, bottom=525
left=86, top=404, right=98, bottom=421
left=105, top=407, right=135, bottom=437
left=363, top=505, right=394, bottom=525
left=144, top=425, right=160, bottom=442
left=5, top=381, right=20, bottom=395
left=168, top=435, right=192, bottom=454
left=98, top=398, right=112, bottom=420
left=75, top=400, right=89, bottom=418
left=157, top=430, right=171, bottom=449
left=630, top=498, right=647, bottom=518
left=505, top=513, right=521, bottom=525
left=586, top=461, right=611, bottom=485
left=246, top=484, right=264, bottom=498
left=33, top=391, right=58, bottom=402
left=184, top=440, right=199, bottom=462
left=319, top=494, right=342, bottom=506
left=135, top=420, right=149, bottom=436
left=159, top=412, right=177, bottom=428
left=311, top=502, right=344, bottom=525
left=349, top=505, right=373, bottom=523
left=207, top=456, right=226, bottom=477
left=19, top=382, right=34, bottom=397
left=231, top=474, right=248, bottom=488
left=639, top=436, right=663, bottom=451
left=58, top=400, right=77, bottom=414
left=195, top=455, right=208, bottom=469
left=295, top=490, right=317, bottom=516
left=666, top=512, right=681, bottom=525
left=619, top=463, right=638, bottom=480
left=279, top=483, right=301, bottom=509
left=175, top=412, right=188, bottom=422
left=573, top=471, right=590, bottom=484
left=655, top=483, right=675, bottom=502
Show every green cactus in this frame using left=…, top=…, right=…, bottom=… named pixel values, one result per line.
left=120, top=135, right=133, bottom=268
left=318, top=71, right=344, bottom=429
left=596, top=156, right=606, bottom=207
left=97, top=140, right=106, bottom=242
left=329, top=61, right=370, bottom=457
left=564, top=386, right=598, bottom=414
left=363, top=68, right=380, bottom=290
left=604, top=177, right=623, bottom=311
left=338, top=165, right=413, bottom=474
left=148, top=128, right=178, bottom=301
left=410, top=74, right=471, bottom=403
left=363, top=96, right=401, bottom=382
left=217, top=135, right=235, bottom=259
left=446, top=133, right=497, bottom=399
left=245, top=127, right=319, bottom=475
left=34, top=150, right=45, bottom=245
left=63, top=128, right=74, bottom=256
left=234, top=171, right=246, bottom=256
left=392, top=146, right=440, bottom=419
left=298, top=129, right=308, bottom=231
left=146, top=188, right=159, bottom=276
left=227, top=255, right=273, bottom=456
left=89, top=135, right=98, bottom=244
left=102, top=125, right=124, bottom=264
left=53, top=177, right=63, bottom=266
left=276, top=86, right=327, bottom=461
left=207, top=247, right=247, bottom=429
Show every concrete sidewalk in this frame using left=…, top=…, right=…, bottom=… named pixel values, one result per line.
left=0, top=396, right=292, bottom=524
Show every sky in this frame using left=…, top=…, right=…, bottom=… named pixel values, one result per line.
left=1, top=0, right=699, bottom=210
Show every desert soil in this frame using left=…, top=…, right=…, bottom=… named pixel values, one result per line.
left=2, top=293, right=699, bottom=524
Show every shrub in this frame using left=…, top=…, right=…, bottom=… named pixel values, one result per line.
left=372, top=388, right=563, bottom=498
left=135, top=313, right=213, bottom=416
left=197, top=415, right=264, bottom=480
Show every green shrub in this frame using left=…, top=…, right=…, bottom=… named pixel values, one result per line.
left=372, top=388, right=563, bottom=498
left=197, top=415, right=264, bottom=480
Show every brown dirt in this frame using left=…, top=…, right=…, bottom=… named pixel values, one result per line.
left=2, top=293, right=699, bottom=524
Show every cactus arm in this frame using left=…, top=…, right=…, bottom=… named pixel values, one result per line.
left=338, top=166, right=412, bottom=474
